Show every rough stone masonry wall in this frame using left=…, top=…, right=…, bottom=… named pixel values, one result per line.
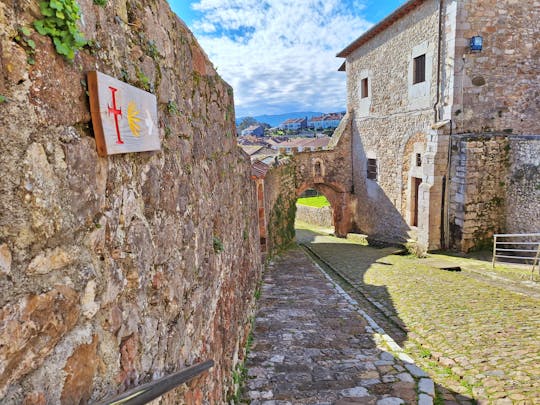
left=0, top=0, right=262, bottom=403
left=346, top=0, right=439, bottom=242
left=295, top=205, right=333, bottom=229
left=263, top=162, right=297, bottom=256
left=448, top=134, right=540, bottom=252
left=448, top=135, right=508, bottom=251
left=452, top=0, right=540, bottom=135
left=293, top=116, right=354, bottom=237
left=505, top=136, right=540, bottom=236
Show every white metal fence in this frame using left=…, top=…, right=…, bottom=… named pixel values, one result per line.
left=492, top=233, right=540, bottom=274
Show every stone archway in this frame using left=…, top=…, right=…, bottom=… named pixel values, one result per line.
left=296, top=181, right=352, bottom=237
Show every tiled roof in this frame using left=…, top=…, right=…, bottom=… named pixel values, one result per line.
left=309, top=113, right=344, bottom=122
left=265, top=138, right=284, bottom=146
left=251, top=160, right=270, bottom=179
left=276, top=136, right=331, bottom=152
left=305, top=137, right=331, bottom=148
left=324, top=114, right=343, bottom=121
left=278, top=138, right=312, bottom=148
left=282, top=118, right=306, bottom=125
left=337, top=0, right=426, bottom=58
left=244, top=124, right=262, bottom=131
left=240, top=145, right=264, bottom=155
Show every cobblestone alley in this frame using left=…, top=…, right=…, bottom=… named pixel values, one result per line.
left=244, top=225, right=540, bottom=404
left=244, top=248, right=438, bottom=404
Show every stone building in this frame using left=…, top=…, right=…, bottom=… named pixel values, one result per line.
left=337, top=0, right=540, bottom=251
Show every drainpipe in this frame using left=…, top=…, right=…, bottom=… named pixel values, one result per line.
left=435, top=0, right=448, bottom=248
left=443, top=120, right=453, bottom=249
left=433, top=0, right=444, bottom=123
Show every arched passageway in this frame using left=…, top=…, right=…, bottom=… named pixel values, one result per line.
left=296, top=181, right=352, bottom=237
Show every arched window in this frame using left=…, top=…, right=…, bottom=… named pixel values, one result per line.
left=312, top=158, right=325, bottom=177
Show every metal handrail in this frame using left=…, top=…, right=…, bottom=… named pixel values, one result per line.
left=492, top=233, right=540, bottom=237
left=492, top=233, right=540, bottom=278
left=93, top=360, right=214, bottom=405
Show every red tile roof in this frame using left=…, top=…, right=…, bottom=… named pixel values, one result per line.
left=277, top=137, right=331, bottom=150
left=309, top=113, right=344, bottom=122
left=282, top=118, right=306, bottom=125
left=305, top=137, right=331, bottom=149
left=251, top=161, right=270, bottom=179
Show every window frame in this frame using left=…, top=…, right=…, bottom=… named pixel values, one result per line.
left=361, top=77, right=369, bottom=99
left=413, top=54, right=426, bottom=85
left=367, top=158, right=378, bottom=181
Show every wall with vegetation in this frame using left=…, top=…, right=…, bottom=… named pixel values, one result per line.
left=0, top=0, right=262, bottom=403
left=448, top=134, right=540, bottom=252
left=263, top=162, right=298, bottom=256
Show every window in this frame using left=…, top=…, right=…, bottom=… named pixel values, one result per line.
left=367, top=158, right=377, bottom=181
left=361, top=78, right=369, bottom=99
left=413, top=54, right=426, bottom=84
left=416, top=153, right=422, bottom=167
left=314, top=161, right=322, bottom=177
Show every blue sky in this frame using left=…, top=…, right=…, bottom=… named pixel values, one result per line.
left=168, top=0, right=407, bottom=117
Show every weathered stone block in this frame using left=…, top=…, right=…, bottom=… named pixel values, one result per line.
left=0, top=286, right=80, bottom=395
left=0, top=244, right=11, bottom=275
left=60, top=335, right=99, bottom=404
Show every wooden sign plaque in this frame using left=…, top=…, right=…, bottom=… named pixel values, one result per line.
left=88, top=71, right=160, bottom=156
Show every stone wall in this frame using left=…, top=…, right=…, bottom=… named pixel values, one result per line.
left=263, top=162, right=298, bottom=256
left=505, top=136, right=540, bottom=235
left=341, top=0, right=539, bottom=249
left=0, top=0, right=262, bottom=403
left=448, top=135, right=508, bottom=251
left=295, top=205, right=333, bottom=228
left=294, top=115, right=354, bottom=237
left=346, top=0, right=440, bottom=243
left=452, top=0, right=540, bottom=135
left=448, top=134, right=540, bottom=252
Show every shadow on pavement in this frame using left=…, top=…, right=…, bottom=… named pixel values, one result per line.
left=294, top=227, right=475, bottom=404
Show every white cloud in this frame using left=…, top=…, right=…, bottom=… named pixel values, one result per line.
left=188, top=0, right=372, bottom=116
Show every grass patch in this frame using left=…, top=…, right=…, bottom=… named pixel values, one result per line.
left=296, top=195, right=330, bottom=208
left=429, top=250, right=537, bottom=282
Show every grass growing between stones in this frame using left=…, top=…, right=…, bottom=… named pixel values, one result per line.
left=363, top=254, right=540, bottom=400
left=233, top=280, right=263, bottom=403
left=298, top=224, right=540, bottom=403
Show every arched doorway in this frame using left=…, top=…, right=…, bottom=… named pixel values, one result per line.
left=296, top=181, right=352, bottom=238
left=296, top=188, right=334, bottom=230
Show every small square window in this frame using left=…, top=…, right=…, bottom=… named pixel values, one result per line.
left=413, top=54, right=426, bottom=84
left=367, top=158, right=377, bottom=181
left=361, top=78, right=369, bottom=99
left=416, top=153, right=422, bottom=167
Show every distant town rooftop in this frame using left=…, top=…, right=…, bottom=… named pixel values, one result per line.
left=282, top=118, right=307, bottom=124
left=337, top=0, right=425, bottom=58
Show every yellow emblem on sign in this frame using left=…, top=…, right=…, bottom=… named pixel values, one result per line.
left=127, top=101, right=142, bottom=137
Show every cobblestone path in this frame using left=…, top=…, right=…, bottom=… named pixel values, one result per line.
left=298, top=229, right=540, bottom=404
left=244, top=248, right=436, bottom=405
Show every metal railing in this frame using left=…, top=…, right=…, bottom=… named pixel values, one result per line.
left=492, top=233, right=540, bottom=275
left=93, top=360, right=214, bottom=405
